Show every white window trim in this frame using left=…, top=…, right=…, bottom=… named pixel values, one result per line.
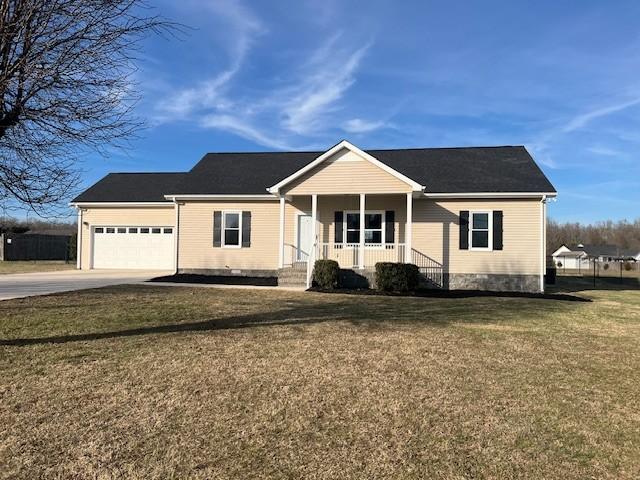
left=221, top=211, right=242, bottom=248
left=469, top=210, right=493, bottom=251
left=344, top=210, right=385, bottom=246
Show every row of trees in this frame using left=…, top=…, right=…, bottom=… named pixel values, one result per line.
left=547, top=218, right=640, bottom=253
left=0, top=215, right=75, bottom=234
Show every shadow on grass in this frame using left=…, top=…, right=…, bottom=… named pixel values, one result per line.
left=309, top=287, right=591, bottom=302
left=551, top=276, right=640, bottom=293
left=0, top=287, right=589, bottom=347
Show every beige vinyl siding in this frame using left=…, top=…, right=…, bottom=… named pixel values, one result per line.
left=79, top=197, right=541, bottom=276
left=412, top=198, right=541, bottom=275
left=178, top=201, right=281, bottom=271
left=80, top=206, right=175, bottom=269
left=283, top=148, right=413, bottom=195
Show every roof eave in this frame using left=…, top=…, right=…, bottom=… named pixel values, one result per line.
left=423, top=191, right=557, bottom=199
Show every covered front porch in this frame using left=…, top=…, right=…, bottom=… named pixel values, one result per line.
left=278, top=193, right=414, bottom=270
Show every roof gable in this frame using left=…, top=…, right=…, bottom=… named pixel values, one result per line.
left=268, top=140, right=424, bottom=194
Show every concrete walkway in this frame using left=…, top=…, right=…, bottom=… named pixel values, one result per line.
left=0, top=269, right=171, bottom=301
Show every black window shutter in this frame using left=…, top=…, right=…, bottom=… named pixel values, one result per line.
left=493, top=210, right=503, bottom=250
left=213, top=211, right=222, bottom=247
left=385, top=211, right=395, bottom=243
left=334, top=211, right=344, bottom=243
left=459, top=211, right=469, bottom=250
left=242, top=211, right=251, bottom=247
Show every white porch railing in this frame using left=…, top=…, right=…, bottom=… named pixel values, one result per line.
left=306, top=236, right=318, bottom=288
left=283, top=244, right=308, bottom=269
left=318, top=243, right=406, bottom=268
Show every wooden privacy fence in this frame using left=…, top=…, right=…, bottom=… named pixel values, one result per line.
left=0, top=233, right=76, bottom=261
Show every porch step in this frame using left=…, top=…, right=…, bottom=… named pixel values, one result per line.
left=277, top=267, right=307, bottom=287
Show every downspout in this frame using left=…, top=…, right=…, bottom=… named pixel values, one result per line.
left=540, top=195, right=547, bottom=293
left=173, top=199, right=180, bottom=275
left=76, top=207, right=83, bottom=270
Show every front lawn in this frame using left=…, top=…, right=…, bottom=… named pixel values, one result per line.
left=0, top=260, right=75, bottom=275
left=1, top=282, right=639, bottom=479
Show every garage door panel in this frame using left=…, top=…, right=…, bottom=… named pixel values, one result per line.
left=92, top=226, right=174, bottom=269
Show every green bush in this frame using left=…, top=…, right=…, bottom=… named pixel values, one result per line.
left=624, top=262, right=633, bottom=271
left=313, top=259, right=340, bottom=289
left=375, top=262, right=419, bottom=292
left=603, top=263, right=609, bottom=270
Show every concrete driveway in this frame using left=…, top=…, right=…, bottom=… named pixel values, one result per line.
left=0, top=269, right=171, bottom=301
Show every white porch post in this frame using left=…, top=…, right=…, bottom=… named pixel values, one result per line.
left=278, top=196, right=285, bottom=268
left=405, top=193, right=413, bottom=263
left=311, top=194, right=318, bottom=257
left=359, top=193, right=365, bottom=269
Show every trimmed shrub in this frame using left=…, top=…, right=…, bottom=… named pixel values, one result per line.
left=313, top=259, right=340, bottom=289
left=375, top=262, right=419, bottom=292
left=624, top=262, right=633, bottom=271
left=556, top=261, right=563, bottom=268
left=603, top=263, right=609, bottom=270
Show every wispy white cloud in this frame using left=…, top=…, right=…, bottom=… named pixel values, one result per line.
left=193, top=35, right=374, bottom=149
left=200, top=114, right=295, bottom=150
left=281, top=39, right=373, bottom=134
left=342, top=118, right=386, bottom=133
left=561, top=97, right=640, bottom=133
left=586, top=145, right=622, bottom=157
left=155, top=0, right=265, bottom=119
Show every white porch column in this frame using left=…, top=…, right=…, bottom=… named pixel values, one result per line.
left=311, top=194, right=318, bottom=256
left=359, top=193, right=365, bottom=269
left=278, top=196, right=285, bottom=268
left=405, top=193, right=413, bottom=263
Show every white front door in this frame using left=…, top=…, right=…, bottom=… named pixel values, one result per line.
left=297, top=214, right=313, bottom=262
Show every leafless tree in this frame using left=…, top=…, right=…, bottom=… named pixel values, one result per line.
left=0, top=0, right=175, bottom=215
left=547, top=218, right=640, bottom=253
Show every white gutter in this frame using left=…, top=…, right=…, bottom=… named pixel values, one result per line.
left=69, top=202, right=172, bottom=207
left=76, top=207, right=83, bottom=270
left=164, top=194, right=277, bottom=201
left=173, top=200, right=181, bottom=274
left=424, top=192, right=557, bottom=199
left=540, top=194, right=547, bottom=293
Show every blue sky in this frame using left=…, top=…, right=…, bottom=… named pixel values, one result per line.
left=73, top=0, right=640, bottom=223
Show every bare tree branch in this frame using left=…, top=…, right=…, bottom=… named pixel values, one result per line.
left=0, top=0, right=178, bottom=216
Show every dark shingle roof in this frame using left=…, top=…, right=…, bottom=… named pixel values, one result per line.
left=73, top=145, right=556, bottom=202
left=72, top=173, right=187, bottom=203
left=572, top=244, right=640, bottom=258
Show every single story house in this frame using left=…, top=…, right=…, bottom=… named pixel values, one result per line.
left=552, top=243, right=640, bottom=268
left=550, top=245, right=589, bottom=269
left=71, top=140, right=556, bottom=292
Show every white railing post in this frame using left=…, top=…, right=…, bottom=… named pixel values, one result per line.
left=405, top=193, right=413, bottom=263
left=306, top=236, right=317, bottom=289
left=278, top=196, right=285, bottom=268
left=359, top=193, right=365, bottom=269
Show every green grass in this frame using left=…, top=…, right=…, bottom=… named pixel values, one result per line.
left=0, top=260, right=75, bottom=274
left=1, top=281, right=639, bottom=479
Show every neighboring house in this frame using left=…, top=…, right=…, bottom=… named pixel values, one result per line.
left=552, top=243, right=640, bottom=268
left=71, top=140, right=556, bottom=292
left=551, top=245, right=589, bottom=269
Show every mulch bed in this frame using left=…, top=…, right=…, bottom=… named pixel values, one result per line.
left=148, top=274, right=278, bottom=286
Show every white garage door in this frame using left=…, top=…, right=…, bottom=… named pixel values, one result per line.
left=92, top=226, right=174, bottom=269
